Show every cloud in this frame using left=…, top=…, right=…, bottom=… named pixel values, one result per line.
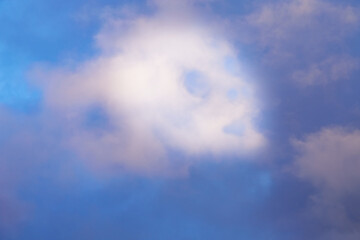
left=292, top=127, right=360, bottom=235
left=239, top=0, right=360, bottom=86
left=292, top=55, right=359, bottom=86
left=0, top=111, right=30, bottom=236
left=293, top=127, right=360, bottom=193
left=32, top=1, right=265, bottom=175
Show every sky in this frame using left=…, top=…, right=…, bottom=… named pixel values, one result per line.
left=1, top=0, right=360, bottom=239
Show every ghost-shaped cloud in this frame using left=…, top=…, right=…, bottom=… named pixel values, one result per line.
left=34, top=1, right=265, bottom=175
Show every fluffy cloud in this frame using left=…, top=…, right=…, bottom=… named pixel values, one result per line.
left=293, top=127, right=360, bottom=193
left=240, top=0, right=360, bottom=86
left=292, top=127, right=360, bottom=235
left=33, top=1, right=265, bottom=175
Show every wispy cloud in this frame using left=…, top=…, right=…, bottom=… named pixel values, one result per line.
left=292, top=55, right=359, bottom=86
left=239, top=0, right=360, bottom=86
left=292, top=126, right=360, bottom=236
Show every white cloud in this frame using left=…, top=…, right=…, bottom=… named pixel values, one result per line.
left=33, top=1, right=265, bottom=175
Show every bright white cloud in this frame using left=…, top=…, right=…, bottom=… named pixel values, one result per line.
left=34, top=2, right=265, bottom=175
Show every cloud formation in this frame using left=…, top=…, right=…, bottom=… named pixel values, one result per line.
left=292, top=55, right=359, bottom=86
left=293, top=127, right=360, bottom=193
left=240, top=0, right=360, bottom=86
left=292, top=127, right=360, bottom=237
left=33, top=1, right=265, bottom=175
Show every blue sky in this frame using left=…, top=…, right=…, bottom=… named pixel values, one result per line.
left=1, top=0, right=360, bottom=239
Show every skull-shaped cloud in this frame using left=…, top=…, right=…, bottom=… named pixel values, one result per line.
left=34, top=2, right=265, bottom=175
